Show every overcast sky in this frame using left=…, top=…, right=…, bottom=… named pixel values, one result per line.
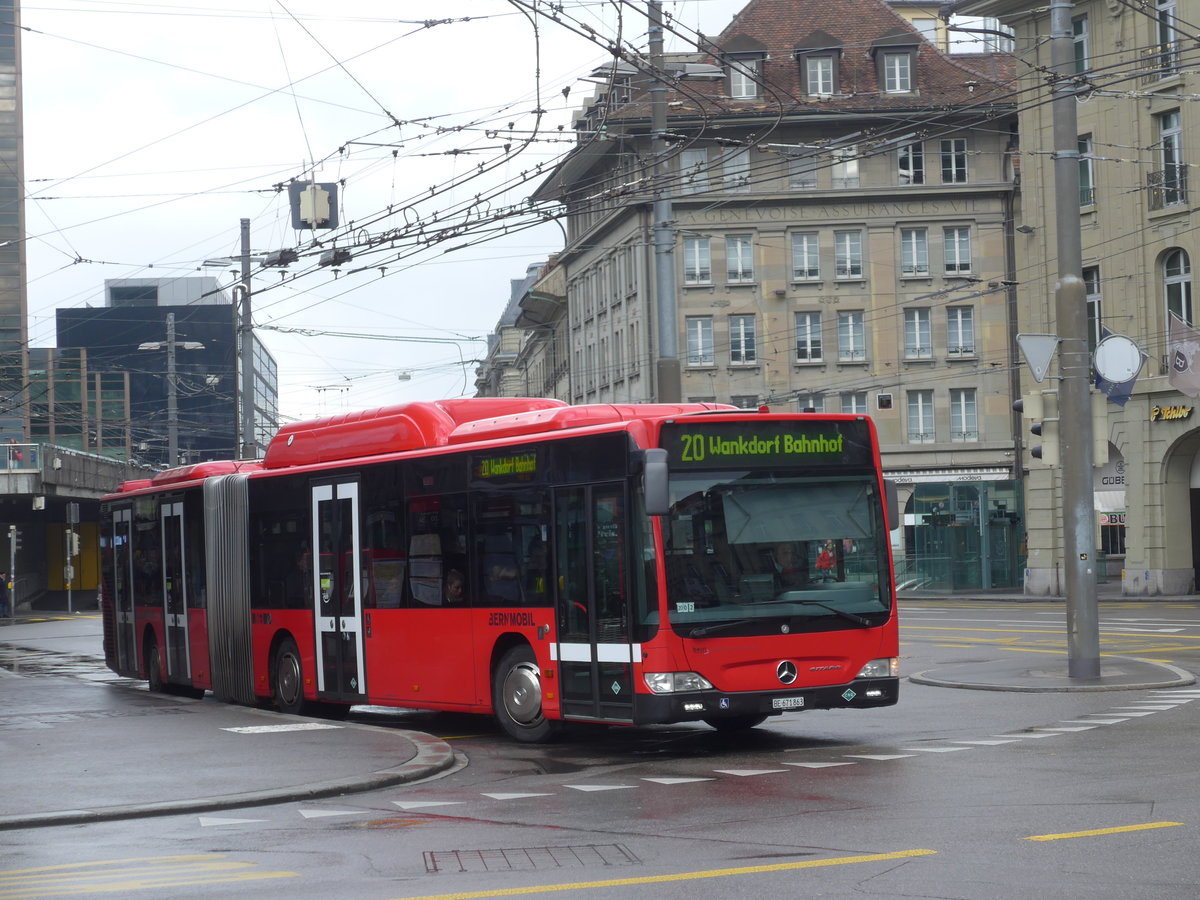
left=19, top=0, right=750, bottom=424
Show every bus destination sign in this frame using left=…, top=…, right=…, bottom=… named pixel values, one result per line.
left=660, top=420, right=873, bottom=469
left=473, top=451, right=538, bottom=482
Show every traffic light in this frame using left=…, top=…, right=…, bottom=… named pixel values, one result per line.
left=1014, top=390, right=1059, bottom=467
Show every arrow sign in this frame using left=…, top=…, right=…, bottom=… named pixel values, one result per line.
left=1016, top=333, right=1060, bottom=383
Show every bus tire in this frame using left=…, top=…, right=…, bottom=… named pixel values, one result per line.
left=492, top=645, right=560, bottom=743
left=273, top=637, right=306, bottom=716
left=703, top=714, right=768, bottom=732
left=146, top=638, right=165, bottom=693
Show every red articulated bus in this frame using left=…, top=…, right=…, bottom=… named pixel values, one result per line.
left=100, top=398, right=899, bottom=742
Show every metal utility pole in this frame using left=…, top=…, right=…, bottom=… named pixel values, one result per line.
left=238, top=217, right=255, bottom=459
left=649, top=0, right=681, bottom=403
left=1049, top=0, right=1100, bottom=677
left=165, top=312, right=180, bottom=466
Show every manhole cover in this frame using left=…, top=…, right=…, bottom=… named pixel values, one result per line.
left=425, top=844, right=639, bottom=873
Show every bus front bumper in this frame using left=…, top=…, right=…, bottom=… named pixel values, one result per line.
left=633, top=677, right=899, bottom=725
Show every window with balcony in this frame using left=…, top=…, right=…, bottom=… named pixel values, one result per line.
left=683, top=236, right=711, bottom=284
left=943, top=226, right=972, bottom=274
left=835, top=230, right=863, bottom=278
left=1151, top=111, right=1186, bottom=209
left=686, top=316, right=714, bottom=365
left=901, top=228, right=929, bottom=275
left=947, top=306, right=976, bottom=356
left=726, top=234, right=755, bottom=283
left=904, top=308, right=932, bottom=359
left=729, top=314, right=757, bottom=365
left=837, top=310, right=866, bottom=361
left=1073, top=15, right=1089, bottom=74
left=1155, top=0, right=1180, bottom=77
left=795, top=311, right=822, bottom=361
left=1079, top=135, right=1095, bottom=207
left=791, top=232, right=820, bottom=280
left=950, top=388, right=978, bottom=442
left=907, top=390, right=935, bottom=443
left=1084, top=267, right=1102, bottom=353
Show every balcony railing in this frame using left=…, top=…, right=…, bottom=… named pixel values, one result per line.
left=1148, top=166, right=1187, bottom=211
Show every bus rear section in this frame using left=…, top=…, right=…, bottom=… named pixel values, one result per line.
left=639, top=414, right=899, bottom=730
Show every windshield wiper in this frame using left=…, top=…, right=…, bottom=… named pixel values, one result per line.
left=689, top=618, right=758, bottom=637
left=742, top=597, right=872, bottom=627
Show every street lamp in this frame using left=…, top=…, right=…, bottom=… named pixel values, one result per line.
left=139, top=313, right=204, bottom=467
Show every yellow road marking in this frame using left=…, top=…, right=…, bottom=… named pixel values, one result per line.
left=392, top=849, right=937, bottom=899
left=0, top=855, right=297, bottom=898
left=1025, top=822, right=1184, bottom=842
left=905, top=625, right=1200, bottom=641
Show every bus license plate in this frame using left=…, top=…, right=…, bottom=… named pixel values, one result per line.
left=772, top=697, right=804, bottom=710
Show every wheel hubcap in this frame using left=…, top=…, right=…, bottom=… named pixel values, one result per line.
left=502, top=661, right=543, bottom=726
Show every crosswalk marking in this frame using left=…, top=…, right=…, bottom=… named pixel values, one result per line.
left=0, top=854, right=299, bottom=896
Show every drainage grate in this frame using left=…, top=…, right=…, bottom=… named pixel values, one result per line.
left=425, top=844, right=640, bottom=874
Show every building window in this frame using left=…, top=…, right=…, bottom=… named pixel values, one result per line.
left=679, top=148, right=709, bottom=195
left=842, top=391, right=868, bottom=415
left=904, top=309, right=932, bottom=359
left=901, top=227, right=929, bottom=275
left=1152, top=110, right=1185, bottom=209
left=1165, top=248, right=1192, bottom=324
left=898, top=142, right=925, bottom=185
left=791, top=232, right=820, bottom=280
left=729, top=314, right=757, bottom=364
left=726, top=234, right=755, bottom=283
left=914, top=17, right=938, bottom=45
left=686, top=317, right=714, bottom=365
left=947, top=306, right=976, bottom=356
left=1084, top=267, right=1102, bottom=353
left=835, top=230, right=863, bottom=278
left=730, top=395, right=759, bottom=409
left=723, top=148, right=752, bottom=192
left=940, top=138, right=968, bottom=183
left=789, top=153, right=818, bottom=189
left=907, top=390, right=935, bottom=443
left=943, top=226, right=972, bottom=274
left=882, top=51, right=912, bottom=93
left=794, top=311, right=822, bottom=361
left=950, top=388, right=978, bottom=442
left=729, top=55, right=762, bottom=99
left=797, top=393, right=825, bottom=413
left=805, top=55, right=835, bottom=96
left=1073, top=15, right=1089, bottom=74
left=832, top=146, right=859, bottom=188
left=1079, top=135, right=1095, bottom=207
left=837, top=310, right=866, bottom=361
left=683, top=236, right=711, bottom=284
left=1156, top=0, right=1180, bottom=77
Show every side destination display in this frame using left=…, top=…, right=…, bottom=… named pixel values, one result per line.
left=660, top=419, right=874, bottom=469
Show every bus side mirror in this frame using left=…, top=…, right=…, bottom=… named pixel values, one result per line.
left=644, top=449, right=669, bottom=516
left=884, top=479, right=899, bottom=530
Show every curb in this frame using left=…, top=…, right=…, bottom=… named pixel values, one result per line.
left=908, top=655, right=1197, bottom=693
left=0, top=730, right=459, bottom=831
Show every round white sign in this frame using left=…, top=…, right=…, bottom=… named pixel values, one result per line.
left=1093, top=334, right=1143, bottom=384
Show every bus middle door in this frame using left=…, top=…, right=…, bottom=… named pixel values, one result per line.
left=160, top=501, right=190, bottom=682
left=553, top=484, right=635, bottom=723
left=110, top=507, right=137, bottom=675
left=311, top=481, right=366, bottom=703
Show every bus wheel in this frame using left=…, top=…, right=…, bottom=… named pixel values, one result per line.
left=493, top=645, right=560, bottom=743
left=273, top=638, right=305, bottom=715
left=703, top=714, right=768, bottom=732
left=146, top=639, right=165, bottom=693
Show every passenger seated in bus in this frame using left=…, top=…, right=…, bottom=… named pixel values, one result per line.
left=444, top=569, right=465, bottom=605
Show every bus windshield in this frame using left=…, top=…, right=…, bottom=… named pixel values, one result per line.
left=662, top=472, right=892, bottom=636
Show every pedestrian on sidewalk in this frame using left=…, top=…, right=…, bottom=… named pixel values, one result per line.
left=0, top=570, right=9, bottom=617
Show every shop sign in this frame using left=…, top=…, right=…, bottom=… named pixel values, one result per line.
left=1150, top=405, right=1193, bottom=422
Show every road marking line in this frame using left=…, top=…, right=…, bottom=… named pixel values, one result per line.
left=391, top=849, right=938, bottom=898
left=1025, top=822, right=1184, bottom=842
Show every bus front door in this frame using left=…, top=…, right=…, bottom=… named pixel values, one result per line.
left=111, top=507, right=136, bottom=675
left=160, top=501, right=190, bottom=682
left=311, top=481, right=366, bottom=703
left=554, top=484, right=635, bottom=723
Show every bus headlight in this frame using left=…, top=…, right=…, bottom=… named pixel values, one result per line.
left=856, top=658, right=899, bottom=679
left=643, top=672, right=714, bottom=694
